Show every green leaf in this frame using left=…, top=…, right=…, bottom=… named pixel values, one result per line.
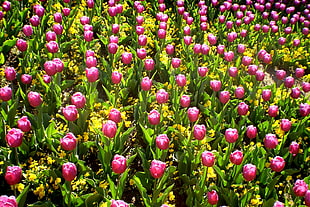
left=1, top=39, right=17, bottom=53
left=85, top=193, right=102, bottom=207
left=107, top=175, right=116, bottom=198
left=213, top=165, right=227, bottom=187
left=117, top=169, right=129, bottom=198
left=133, top=175, right=151, bottom=207
left=139, top=123, right=153, bottom=146
left=17, top=184, right=30, bottom=207
left=0, top=52, right=4, bottom=64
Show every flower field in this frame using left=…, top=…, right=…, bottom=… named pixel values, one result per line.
left=1, top=0, right=310, bottom=206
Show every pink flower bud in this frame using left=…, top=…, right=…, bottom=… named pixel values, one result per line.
left=71, top=92, right=86, bottom=109
left=255, top=70, right=265, bottom=81
left=225, top=128, right=238, bottom=143
left=80, top=16, right=90, bottom=25
left=175, top=74, right=186, bottom=87
left=242, top=56, right=252, bottom=66
left=284, top=76, right=295, bottom=88
left=198, top=67, right=208, bottom=77
left=171, top=58, right=181, bottom=68
left=201, top=151, right=215, bottom=167
left=302, top=82, right=310, bottom=92
left=16, top=39, right=28, bottom=52
left=46, top=31, right=56, bottom=42
left=237, top=102, right=249, bottom=115
left=148, top=110, right=160, bottom=125
left=300, top=103, right=310, bottom=117
left=62, top=105, right=78, bottom=122
left=108, top=43, right=118, bottom=54
left=247, top=64, right=258, bottom=75
left=289, top=141, right=299, bottom=156
left=156, top=134, right=170, bottom=150
left=111, top=71, right=122, bottom=84
left=187, top=107, right=199, bottom=122
left=53, top=12, right=62, bottom=23
left=53, top=24, right=63, bottom=35
left=207, top=34, right=217, bottom=45
left=43, top=75, right=51, bottom=83
left=4, top=67, right=16, bottom=81
left=200, top=22, right=208, bottom=31
left=295, top=68, right=304, bottom=78
left=136, top=16, right=144, bottom=25
left=30, top=15, right=40, bottom=27
left=229, top=67, right=238, bottom=77
left=177, top=7, right=185, bottom=15
left=62, top=8, right=71, bottom=16
left=44, top=61, right=57, bottom=76
left=264, top=133, right=278, bottom=149
left=276, top=70, right=286, bottom=80
left=102, top=120, right=117, bottom=138
left=180, top=95, right=190, bottom=108
left=34, top=4, right=44, bottom=17
left=138, top=35, right=147, bottom=46
left=136, top=26, right=145, bottom=35
left=183, top=36, right=192, bottom=45
left=237, top=44, right=246, bottom=54
left=137, top=48, right=147, bottom=59
left=5, top=166, right=22, bottom=185
left=243, top=164, right=256, bottom=181
left=20, top=74, right=32, bottom=85
left=144, top=58, right=155, bottom=71
left=234, top=86, right=245, bottom=99
left=230, top=150, right=243, bottom=165
left=216, top=45, right=225, bottom=54
left=219, top=15, right=226, bottom=23
left=183, top=26, right=191, bottom=35
left=246, top=125, right=257, bottom=139
left=291, top=87, right=301, bottom=99
left=23, top=25, right=33, bottom=36
left=0, top=195, right=17, bottom=207
left=62, top=162, right=77, bottom=181
left=159, top=22, right=167, bottom=30
left=273, top=201, right=284, bottom=207
left=157, top=29, right=166, bottom=39
left=141, top=77, right=152, bottom=91
left=121, top=52, right=132, bottom=64
left=85, top=56, right=97, bottom=68
left=166, top=44, right=174, bottom=55
left=2, top=1, right=11, bottom=11
left=262, top=89, right=271, bottom=101
left=112, top=24, right=120, bottom=34
left=6, top=128, right=23, bottom=148
left=207, top=190, right=219, bottom=205
left=210, top=80, right=221, bottom=92
left=111, top=200, right=129, bottom=207
left=84, top=30, right=93, bottom=42
left=193, top=44, right=201, bottom=54
left=193, top=124, right=206, bottom=140
left=159, top=3, right=166, bottom=12
left=52, top=58, right=64, bottom=72
left=61, top=132, right=77, bottom=151
left=46, top=41, right=59, bottom=53
left=112, top=154, right=126, bottom=174
left=83, top=24, right=93, bottom=32
left=116, top=4, right=123, bottom=14
left=219, top=91, right=230, bottom=104
left=293, top=179, right=308, bottom=196
left=270, top=156, right=285, bottom=172
left=108, top=108, right=121, bottom=123
left=156, top=89, right=169, bottom=104
left=268, top=105, right=278, bottom=117
left=150, top=160, right=166, bottom=178
left=201, top=44, right=210, bottom=55
left=17, top=116, right=31, bottom=132
left=109, top=36, right=118, bottom=44
left=27, top=91, right=42, bottom=107
left=87, top=0, right=94, bottom=8
left=86, top=67, right=99, bottom=82
left=224, top=51, right=234, bottom=62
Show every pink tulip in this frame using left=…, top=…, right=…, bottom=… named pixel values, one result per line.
left=5, top=166, right=22, bottom=185
left=44, top=61, right=57, bottom=76
left=230, top=150, right=243, bottom=165
left=62, top=8, right=71, bottom=16
left=138, top=35, right=147, bottom=46
left=62, top=105, right=78, bottom=122
left=207, top=190, right=219, bottom=205
left=43, top=75, right=51, bottom=83
left=193, top=124, right=206, bottom=140
left=46, top=31, right=57, bottom=42
left=210, top=80, right=221, bottom=92
left=246, top=125, right=257, bottom=139
left=0, top=195, right=17, bottom=207
left=61, top=133, right=77, bottom=151
left=284, top=76, right=295, bottom=88
left=270, top=156, right=285, bottom=172
left=6, top=128, right=23, bottom=148
left=148, top=110, right=160, bottom=125
left=264, top=134, right=278, bottom=149
left=137, top=48, right=147, bottom=59
left=102, top=120, right=117, bottom=138
left=225, top=128, right=238, bottom=143
left=293, top=179, right=308, bottom=196
left=198, top=67, right=208, bottom=77
left=27, top=91, right=42, bottom=107
left=156, top=134, right=170, bottom=150
left=273, top=201, right=284, bottom=207
left=23, top=25, right=33, bottom=36
left=262, top=89, right=271, bottom=101
left=16, top=39, right=28, bottom=52
left=166, top=44, right=174, bottom=55
left=86, top=67, right=99, bottom=82
left=108, top=108, right=121, bottom=123
left=71, top=92, right=86, bottom=109
left=4, top=67, right=16, bottom=81
left=201, top=151, right=215, bottom=167
left=268, top=105, right=278, bottom=117
left=30, top=15, right=40, bottom=27
left=111, top=200, right=129, bottom=207
left=17, top=116, right=31, bottom=132
left=276, top=70, right=286, bottom=80
left=171, top=58, right=181, bottom=68
left=289, top=141, right=299, bottom=156
left=219, top=91, right=230, bottom=104
left=235, top=86, right=245, bottom=99
left=121, top=52, right=132, bottom=64
left=156, top=89, right=169, bottom=104
left=62, top=162, right=77, bottom=181
left=247, top=65, right=258, bottom=75
left=237, top=102, right=249, bottom=116
left=187, top=107, right=199, bottom=122
left=295, top=68, right=304, bottom=78
left=243, top=164, right=256, bottom=181
left=157, top=29, right=166, bottom=39
left=255, top=70, right=265, bottom=81
left=141, top=77, right=152, bottom=91
left=180, top=95, right=190, bottom=108
left=144, top=59, right=155, bottom=71
left=224, top=51, right=234, bottom=62
left=150, top=160, right=166, bottom=178
left=46, top=41, right=59, bottom=53
left=175, top=74, right=186, bottom=87
left=300, top=103, right=310, bottom=117
left=112, top=154, right=127, bottom=174
left=229, top=67, right=238, bottom=77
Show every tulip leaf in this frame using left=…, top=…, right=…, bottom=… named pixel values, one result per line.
left=213, top=165, right=227, bottom=187
left=107, top=175, right=116, bottom=198
left=139, top=123, right=153, bottom=146
left=17, top=184, right=30, bottom=207
left=133, top=174, right=151, bottom=207
left=117, top=169, right=129, bottom=198
left=85, top=194, right=102, bottom=207
left=0, top=52, right=4, bottom=64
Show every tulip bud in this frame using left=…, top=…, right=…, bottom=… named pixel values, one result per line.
left=34, top=4, right=44, bottom=17
left=141, top=77, right=152, bottom=91
left=136, top=25, right=145, bottom=35
left=300, top=103, right=310, bottom=117
left=175, top=74, right=187, bottom=87
left=289, top=141, right=299, bottom=156
left=46, top=31, right=57, bottom=42
left=280, top=119, right=291, bottom=132
left=4, top=67, right=16, bottom=81
left=268, top=105, right=278, bottom=117
left=295, top=68, right=304, bottom=78
left=156, top=89, right=169, bottom=104
left=62, top=162, right=77, bottom=181
left=71, top=92, right=86, bottom=109
left=46, top=41, right=59, bottom=53
left=0, top=195, right=18, bottom=207
left=229, top=67, right=238, bottom=77
left=255, top=70, right=265, bottom=81
left=86, top=67, right=99, bottom=82
left=187, top=107, right=199, bottom=122
left=137, top=48, right=147, bottom=59
left=138, top=35, right=147, bottom=46
left=112, top=154, right=127, bottom=174
left=243, top=164, right=256, bottom=181
left=237, top=102, right=249, bottom=115
left=264, top=133, right=278, bottom=149
left=108, top=108, right=121, bottom=123
left=87, top=0, right=94, bottom=8
left=27, top=91, right=42, bottom=107
left=242, top=56, right=252, bottom=66
left=207, top=34, right=217, bottom=45
left=109, top=35, right=118, bottom=43
left=262, top=89, right=272, bottom=101
left=111, top=24, right=120, bottom=34
left=270, top=156, right=285, bottom=172
left=247, top=65, right=258, bottom=75
left=2, top=1, right=11, bottom=11
left=201, top=151, right=215, bottom=167
left=157, top=29, right=166, bottom=39
left=216, top=45, right=225, bottom=54
left=61, top=132, right=77, bottom=151
left=6, top=128, right=23, bottom=148
left=30, top=15, right=40, bottom=27
left=102, top=120, right=117, bottom=138
left=5, top=166, right=22, bottom=185
left=219, top=91, right=230, bottom=104
left=180, top=95, right=190, bottom=108
left=201, top=44, right=210, bottom=55
left=198, top=67, right=208, bottom=77
left=237, top=44, right=246, bottom=54
left=108, top=43, right=118, bottom=54
left=224, top=51, right=234, bottom=62
left=43, top=75, right=51, bottom=83
left=16, top=39, right=28, bottom=52
left=293, top=179, right=308, bottom=196
left=80, top=16, right=90, bottom=25
left=276, top=70, right=286, bottom=80
left=273, top=201, right=284, bottom=207
left=210, top=80, right=221, bottom=92
left=193, top=44, right=201, bottom=54
left=235, top=86, right=245, bottom=99
left=246, top=125, right=257, bottom=139
left=23, top=25, right=33, bottom=37
left=111, top=200, right=129, bottom=207
left=156, top=134, right=170, bottom=150
left=150, top=160, right=166, bottom=178
left=166, top=44, right=174, bottom=55
left=53, top=12, right=62, bottom=23
left=207, top=190, right=218, bottom=205
left=230, top=150, right=243, bottom=165
left=62, top=8, right=71, bottom=16
left=284, top=76, right=295, bottom=88
left=121, top=52, right=132, bottom=64
left=21, top=74, right=32, bottom=85
left=193, top=124, right=206, bottom=140
left=84, top=30, right=93, bottom=42
left=44, top=61, right=57, bottom=76
left=225, top=128, right=238, bottom=143
left=62, top=105, right=78, bottom=122
left=305, top=191, right=310, bottom=206
left=148, top=110, right=160, bottom=125
left=171, top=58, right=181, bottom=68
left=17, top=116, right=31, bottom=132
left=144, top=58, right=155, bottom=71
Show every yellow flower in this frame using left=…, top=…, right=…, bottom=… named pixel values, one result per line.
left=28, top=173, right=37, bottom=181
left=168, top=191, right=175, bottom=201
left=34, top=184, right=45, bottom=199
left=99, top=181, right=109, bottom=189
left=16, top=183, right=25, bottom=192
